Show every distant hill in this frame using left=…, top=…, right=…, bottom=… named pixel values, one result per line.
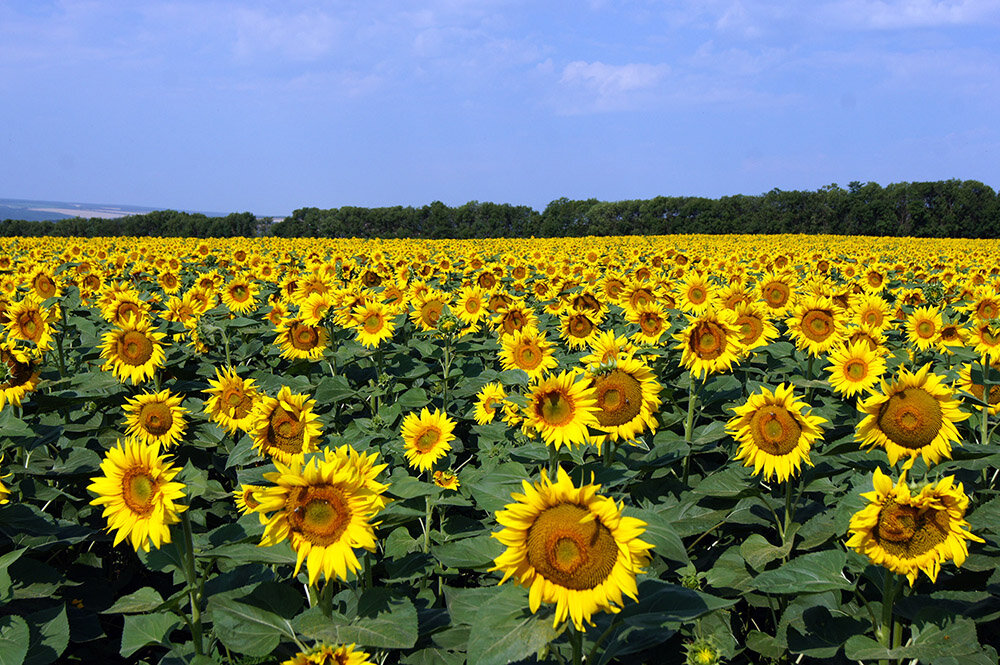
left=0, top=198, right=223, bottom=221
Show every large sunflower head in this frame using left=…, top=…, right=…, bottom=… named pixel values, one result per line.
left=4, top=295, right=56, bottom=352
left=856, top=364, right=970, bottom=469
left=489, top=467, right=653, bottom=631
left=123, top=389, right=188, bottom=448
left=87, top=439, right=187, bottom=552
left=256, top=452, right=384, bottom=585
left=673, top=310, right=743, bottom=379
left=523, top=370, right=599, bottom=450
left=498, top=327, right=558, bottom=379
left=275, top=317, right=330, bottom=361
left=727, top=384, right=826, bottom=482
left=250, top=387, right=323, bottom=464
left=825, top=340, right=887, bottom=398
left=846, top=468, right=984, bottom=586
left=99, top=318, right=168, bottom=385
left=400, top=407, right=456, bottom=473
left=203, top=366, right=260, bottom=433
left=676, top=272, right=717, bottom=314
left=0, top=342, right=42, bottom=411
left=756, top=271, right=796, bottom=314
left=585, top=356, right=662, bottom=445
left=786, top=294, right=845, bottom=357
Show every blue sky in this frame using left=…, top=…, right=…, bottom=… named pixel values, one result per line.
left=1, top=0, right=998, bottom=216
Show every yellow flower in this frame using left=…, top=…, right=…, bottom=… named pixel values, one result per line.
left=490, top=467, right=653, bottom=631
left=957, top=362, right=1000, bottom=415
left=250, top=387, right=323, bottom=464
left=256, top=452, right=384, bottom=586
left=4, top=295, right=57, bottom=352
left=221, top=275, right=260, bottom=315
left=0, top=343, right=41, bottom=411
left=0, top=455, right=11, bottom=504
left=351, top=301, right=396, bottom=348
left=625, top=301, right=670, bottom=346
left=400, top=407, right=456, bottom=472
left=498, top=327, right=558, bottom=380
left=825, top=340, right=887, bottom=398
left=905, top=305, right=942, bottom=352
left=674, top=310, right=743, bottom=379
left=99, top=317, right=168, bottom=385
left=523, top=371, right=599, bottom=450
left=846, top=468, right=983, bottom=586
left=585, top=356, right=662, bottom=446
left=730, top=301, right=779, bottom=355
left=856, top=364, right=969, bottom=469
left=473, top=382, right=507, bottom=425
left=203, top=366, right=260, bottom=433
left=281, top=643, right=375, bottom=665
left=123, top=389, right=188, bottom=448
left=559, top=309, right=601, bottom=349
left=275, top=317, right=329, bottom=361
left=433, top=470, right=461, bottom=491
left=727, top=384, right=826, bottom=482
left=87, top=439, right=187, bottom=552
left=785, top=295, right=845, bottom=357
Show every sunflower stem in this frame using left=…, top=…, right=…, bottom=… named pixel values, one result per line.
left=586, top=616, right=624, bottom=664
left=805, top=354, right=815, bottom=402
left=569, top=624, right=583, bottom=665
left=681, top=376, right=698, bottom=485
left=782, top=478, right=795, bottom=545
left=981, top=356, right=991, bottom=447
left=878, top=571, right=903, bottom=663
left=179, top=511, right=204, bottom=656
left=548, top=444, right=559, bottom=477
left=423, top=493, right=433, bottom=554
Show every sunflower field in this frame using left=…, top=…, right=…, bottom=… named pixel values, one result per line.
left=2, top=235, right=1000, bottom=665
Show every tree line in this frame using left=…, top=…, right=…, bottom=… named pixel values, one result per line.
left=2, top=180, right=998, bottom=238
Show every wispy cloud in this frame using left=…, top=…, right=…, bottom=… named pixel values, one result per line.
left=817, top=0, right=1000, bottom=29
left=558, top=60, right=670, bottom=110
left=232, top=7, right=341, bottom=61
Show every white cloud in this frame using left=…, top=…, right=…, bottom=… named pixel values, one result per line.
left=819, top=0, right=1000, bottom=29
left=560, top=61, right=670, bottom=96
left=232, top=7, right=340, bottom=61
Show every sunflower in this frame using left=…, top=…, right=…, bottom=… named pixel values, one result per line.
left=250, top=387, right=323, bottom=464
left=410, top=290, right=451, bottom=331
left=905, top=305, right=942, bottom=352
left=0, top=343, right=41, bottom=411
left=957, top=362, right=1000, bottom=415
left=727, top=384, right=826, bottom=482
left=756, top=271, right=796, bottom=315
left=673, top=310, right=743, bottom=379
left=122, top=390, right=187, bottom=450
left=0, top=455, right=11, bottom=504
left=347, top=301, right=394, bottom=348
left=969, top=320, right=1000, bottom=362
left=233, top=483, right=266, bottom=520
left=731, top=301, right=779, bottom=355
left=490, top=467, right=653, bottom=631
left=454, top=285, right=488, bottom=325
left=856, top=364, right=969, bottom=469
left=498, top=327, right=558, bottom=380
left=493, top=300, right=538, bottom=338
left=87, top=439, right=187, bottom=552
left=299, top=291, right=335, bottom=326
left=936, top=321, right=968, bottom=355
left=400, top=407, right=456, bottom=472
left=256, top=452, right=384, bottom=585
left=474, top=382, right=507, bottom=425
left=523, top=371, right=599, bottom=450
left=825, top=340, right=887, bottom=398
left=846, top=468, right=983, bottom=586
left=99, top=318, right=168, bottom=385
left=625, top=301, right=670, bottom=346
left=433, top=470, right=461, bottom=491
left=203, top=366, right=260, bottom=433
left=322, top=445, right=391, bottom=511
left=676, top=272, right=716, bottom=314
left=786, top=295, right=845, bottom=357
left=579, top=330, right=637, bottom=365
left=4, top=295, right=56, bottom=351
left=29, top=267, right=60, bottom=300
left=560, top=309, right=601, bottom=349
left=850, top=294, right=892, bottom=333
left=281, top=643, right=375, bottom=665
left=275, top=317, right=329, bottom=361
left=220, top=275, right=259, bottom=315
left=101, top=289, right=151, bottom=326
left=585, top=357, right=662, bottom=445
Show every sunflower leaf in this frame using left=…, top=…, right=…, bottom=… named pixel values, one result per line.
left=751, top=550, right=853, bottom=594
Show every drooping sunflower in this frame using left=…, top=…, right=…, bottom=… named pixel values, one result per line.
left=275, top=316, right=329, bottom=361
left=523, top=370, right=600, bottom=450
left=825, top=340, right=887, bottom=398
left=433, top=470, right=461, bottom=491
left=856, top=364, right=969, bottom=469
left=203, top=366, right=260, bottom=433
left=281, top=643, right=376, bottom=665
left=351, top=301, right=396, bottom=348
left=585, top=357, right=662, bottom=445
left=727, top=384, right=826, bottom=482
left=250, top=387, right=323, bottom=463
left=905, top=305, right=942, bottom=352
left=400, top=407, right=456, bottom=472
left=498, top=327, right=558, bottom=380
left=0, top=343, right=41, bottom=411
left=99, top=318, right=168, bottom=385
left=785, top=295, right=845, bottom=357
left=123, top=389, right=188, bottom=448
left=221, top=275, right=260, bottom=315
left=957, top=362, right=1000, bottom=415
left=490, top=467, right=653, bottom=631
left=256, top=452, right=384, bottom=585
left=846, top=468, right=984, bottom=586
left=4, top=295, right=56, bottom=351
left=673, top=310, right=743, bottom=379
left=474, top=382, right=508, bottom=425
left=87, top=439, right=187, bottom=552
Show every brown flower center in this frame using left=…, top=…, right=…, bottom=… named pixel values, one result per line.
left=526, top=503, right=617, bottom=590
left=591, top=370, right=644, bottom=427
left=877, top=387, right=943, bottom=450
left=690, top=321, right=728, bottom=360
left=287, top=485, right=352, bottom=546
left=117, top=330, right=155, bottom=366
left=139, top=402, right=174, bottom=437
left=748, top=405, right=802, bottom=455
left=801, top=309, right=835, bottom=342
left=265, top=406, right=306, bottom=454
left=290, top=322, right=321, bottom=350
left=121, top=468, right=157, bottom=516
left=874, top=498, right=949, bottom=559
left=535, top=389, right=576, bottom=427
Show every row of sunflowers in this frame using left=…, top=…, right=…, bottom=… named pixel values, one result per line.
left=1, top=234, right=999, bottom=664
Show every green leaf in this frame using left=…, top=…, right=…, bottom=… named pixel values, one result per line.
left=315, top=374, right=356, bottom=402
left=627, top=507, right=690, bottom=565
left=0, top=615, right=29, bottom=665
left=751, top=550, right=853, bottom=594
left=119, top=612, right=180, bottom=658
left=0, top=548, right=26, bottom=603
left=463, top=586, right=562, bottom=665
left=397, top=387, right=430, bottom=409
left=24, top=604, right=69, bottom=665
left=294, top=597, right=419, bottom=649
left=844, top=618, right=982, bottom=662
left=208, top=582, right=302, bottom=657
left=740, top=530, right=796, bottom=572
left=433, top=534, right=503, bottom=569
left=104, top=587, right=165, bottom=614
left=691, top=466, right=754, bottom=498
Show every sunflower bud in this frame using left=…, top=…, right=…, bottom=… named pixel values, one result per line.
left=685, top=638, right=723, bottom=665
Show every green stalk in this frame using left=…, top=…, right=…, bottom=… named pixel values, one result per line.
left=782, top=478, right=795, bottom=544
left=602, top=439, right=614, bottom=467
left=179, top=511, right=204, bottom=656
left=982, top=356, right=991, bottom=447
left=548, top=444, right=559, bottom=477
left=681, top=377, right=698, bottom=485
left=570, top=624, right=583, bottom=665
left=878, top=572, right=902, bottom=665
left=805, top=354, right=815, bottom=402
left=440, top=341, right=452, bottom=413
left=423, top=493, right=434, bottom=554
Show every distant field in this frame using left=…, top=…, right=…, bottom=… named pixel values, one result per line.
left=0, top=198, right=214, bottom=221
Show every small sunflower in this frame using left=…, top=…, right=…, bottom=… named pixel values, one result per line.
left=493, top=300, right=538, bottom=338
left=299, top=291, right=335, bottom=326
left=250, top=387, right=323, bottom=464
left=523, top=370, right=599, bottom=450
left=825, top=340, right=887, bottom=398
left=969, top=320, right=1000, bottom=362
left=233, top=483, right=266, bottom=521
left=203, top=366, right=260, bottom=433
left=674, top=310, right=743, bottom=379
left=455, top=286, right=488, bottom=325
left=490, top=467, right=653, bottom=631
left=99, top=318, right=168, bottom=385
left=786, top=295, right=845, bottom=357
left=351, top=301, right=396, bottom=348
left=498, top=327, right=558, bottom=380
left=433, top=470, right=461, bottom=491
left=474, top=382, right=507, bottom=425
left=410, top=290, right=451, bottom=331
left=585, top=356, right=662, bottom=445
left=87, top=439, right=187, bottom=552
left=256, top=452, right=384, bottom=585
left=850, top=293, right=892, bottom=332
left=676, top=272, right=717, bottom=315
left=275, top=317, right=329, bottom=361
left=756, top=271, right=796, bottom=315
left=559, top=309, right=601, bottom=349
left=123, top=389, right=188, bottom=448
left=0, top=343, right=41, bottom=411
left=282, top=643, right=375, bottom=665
left=221, top=275, right=260, bottom=315
left=400, top=407, right=456, bottom=472
left=856, top=364, right=969, bottom=469
left=905, top=305, right=942, bottom=352
left=626, top=301, right=670, bottom=346
left=846, top=468, right=984, bottom=586
left=731, top=301, right=779, bottom=355
left=727, top=384, right=826, bottom=482
left=579, top=330, right=637, bottom=365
